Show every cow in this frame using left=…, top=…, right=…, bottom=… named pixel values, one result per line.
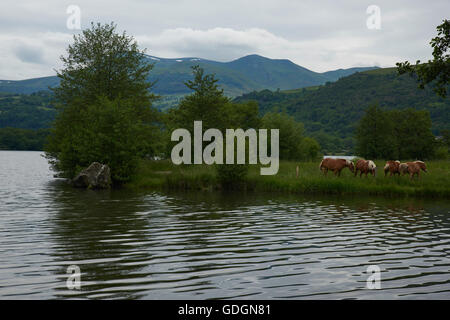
left=384, top=160, right=401, bottom=177
left=354, top=159, right=377, bottom=177
left=319, top=158, right=355, bottom=176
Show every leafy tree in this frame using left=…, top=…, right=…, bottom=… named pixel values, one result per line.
left=167, top=65, right=230, bottom=131
left=356, top=106, right=436, bottom=160
left=388, top=109, right=435, bottom=159
left=45, top=22, right=160, bottom=182
left=167, top=66, right=263, bottom=187
left=397, top=20, right=450, bottom=98
left=299, top=137, right=321, bottom=161
left=53, top=22, right=155, bottom=106
left=355, top=105, right=397, bottom=159
left=261, top=112, right=311, bottom=160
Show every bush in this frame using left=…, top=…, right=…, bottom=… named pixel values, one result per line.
left=434, top=146, right=449, bottom=160
left=215, top=164, right=249, bottom=188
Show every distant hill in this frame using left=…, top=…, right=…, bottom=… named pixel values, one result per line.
left=234, top=68, right=450, bottom=153
left=0, top=77, right=59, bottom=95
left=0, top=54, right=377, bottom=99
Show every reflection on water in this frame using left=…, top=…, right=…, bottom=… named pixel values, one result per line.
left=0, top=151, right=449, bottom=299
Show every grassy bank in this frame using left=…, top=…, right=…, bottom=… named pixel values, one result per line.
left=126, top=160, right=450, bottom=198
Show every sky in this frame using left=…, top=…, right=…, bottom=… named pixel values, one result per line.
left=0, top=0, right=448, bottom=79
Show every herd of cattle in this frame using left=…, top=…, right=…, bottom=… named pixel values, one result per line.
left=319, top=158, right=428, bottom=179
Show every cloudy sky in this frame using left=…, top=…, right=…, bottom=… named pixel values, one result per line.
left=1, top=0, right=448, bottom=79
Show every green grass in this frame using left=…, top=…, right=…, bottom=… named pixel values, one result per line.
left=125, top=160, right=450, bottom=198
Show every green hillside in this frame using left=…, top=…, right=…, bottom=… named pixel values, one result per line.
left=0, top=91, right=55, bottom=129
left=234, top=68, right=450, bottom=153
left=3, top=65, right=446, bottom=154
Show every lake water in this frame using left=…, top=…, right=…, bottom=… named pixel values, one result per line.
left=0, top=151, right=449, bottom=299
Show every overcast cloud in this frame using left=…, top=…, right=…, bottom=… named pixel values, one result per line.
left=0, top=0, right=448, bottom=79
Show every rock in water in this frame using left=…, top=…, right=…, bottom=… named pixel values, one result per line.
left=72, top=162, right=112, bottom=189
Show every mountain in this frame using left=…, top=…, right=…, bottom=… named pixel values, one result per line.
left=0, top=54, right=377, bottom=98
left=234, top=67, right=450, bottom=153
left=0, top=76, right=59, bottom=95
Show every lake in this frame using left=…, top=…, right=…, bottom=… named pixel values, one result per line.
left=0, top=151, right=449, bottom=299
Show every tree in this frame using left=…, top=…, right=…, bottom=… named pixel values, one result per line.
left=261, top=112, right=308, bottom=160
left=355, top=105, right=397, bottom=159
left=299, top=137, right=321, bottom=161
left=167, top=66, right=262, bottom=187
left=167, top=65, right=230, bottom=132
left=356, top=106, right=436, bottom=160
left=45, top=22, right=160, bottom=182
left=388, top=109, right=436, bottom=159
left=397, top=19, right=450, bottom=98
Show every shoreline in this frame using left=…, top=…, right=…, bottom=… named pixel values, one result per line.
left=124, top=159, right=450, bottom=199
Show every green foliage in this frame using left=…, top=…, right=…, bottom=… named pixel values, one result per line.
left=355, top=105, right=397, bottom=159
left=47, top=98, right=159, bottom=181
left=434, top=146, right=449, bottom=160
left=52, top=22, right=156, bottom=107
left=261, top=112, right=320, bottom=160
left=397, top=19, right=450, bottom=98
left=234, top=68, right=450, bottom=154
left=0, top=91, right=54, bottom=129
left=300, top=137, right=321, bottom=161
left=0, top=127, right=49, bottom=150
left=261, top=112, right=303, bottom=160
left=355, top=105, right=436, bottom=160
left=167, top=65, right=230, bottom=131
left=166, top=66, right=255, bottom=185
left=215, top=164, right=249, bottom=188
left=45, top=22, right=160, bottom=183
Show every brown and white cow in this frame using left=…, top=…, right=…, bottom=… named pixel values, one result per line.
left=354, top=159, right=377, bottom=177
left=384, top=160, right=400, bottom=177
left=319, top=158, right=355, bottom=176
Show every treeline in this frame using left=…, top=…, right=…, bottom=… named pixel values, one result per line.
left=355, top=105, right=448, bottom=160
left=0, top=91, right=55, bottom=129
left=0, top=128, right=50, bottom=151
left=0, top=91, right=54, bottom=150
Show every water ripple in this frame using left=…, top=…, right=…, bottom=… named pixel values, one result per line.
left=0, top=151, right=450, bottom=299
